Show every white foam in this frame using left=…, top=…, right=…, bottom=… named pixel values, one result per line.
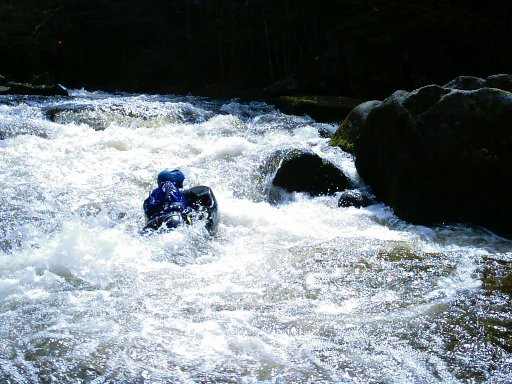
left=426, top=255, right=481, bottom=300
left=0, top=278, right=18, bottom=299
left=195, top=136, right=255, bottom=162
left=315, top=299, right=359, bottom=315
left=1, top=92, right=510, bottom=382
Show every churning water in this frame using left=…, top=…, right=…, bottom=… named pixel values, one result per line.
left=1, top=90, right=511, bottom=383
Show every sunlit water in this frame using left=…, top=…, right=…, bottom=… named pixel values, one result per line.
left=1, top=90, right=511, bottom=383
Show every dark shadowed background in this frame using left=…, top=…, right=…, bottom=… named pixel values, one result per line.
left=1, top=0, right=511, bottom=99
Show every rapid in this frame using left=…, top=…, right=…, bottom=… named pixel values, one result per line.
left=1, top=90, right=511, bottom=383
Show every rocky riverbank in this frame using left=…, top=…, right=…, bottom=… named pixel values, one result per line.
left=0, top=74, right=68, bottom=97
left=330, top=74, right=512, bottom=238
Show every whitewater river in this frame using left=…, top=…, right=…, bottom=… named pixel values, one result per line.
left=1, top=90, right=511, bottom=383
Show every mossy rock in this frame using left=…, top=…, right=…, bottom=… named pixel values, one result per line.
left=443, top=76, right=487, bottom=90
left=274, top=95, right=361, bottom=123
left=0, top=82, right=68, bottom=96
left=486, top=74, right=512, bottom=92
left=444, top=74, right=512, bottom=92
left=329, top=100, right=380, bottom=154
left=330, top=74, right=512, bottom=238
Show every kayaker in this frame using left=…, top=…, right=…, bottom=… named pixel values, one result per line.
left=143, top=169, right=189, bottom=220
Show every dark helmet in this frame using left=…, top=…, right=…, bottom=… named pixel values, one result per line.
left=157, top=169, right=185, bottom=188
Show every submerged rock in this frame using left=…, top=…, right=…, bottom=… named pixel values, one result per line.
left=265, top=150, right=351, bottom=203
left=330, top=75, right=512, bottom=237
left=338, top=189, right=375, bottom=208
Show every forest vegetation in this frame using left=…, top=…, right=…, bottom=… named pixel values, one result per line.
left=1, top=0, right=511, bottom=99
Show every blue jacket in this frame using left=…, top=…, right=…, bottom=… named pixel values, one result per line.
left=143, top=181, right=189, bottom=219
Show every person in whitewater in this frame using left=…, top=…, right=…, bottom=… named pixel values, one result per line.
left=143, top=169, right=190, bottom=221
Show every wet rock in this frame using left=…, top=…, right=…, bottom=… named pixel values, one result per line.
left=0, top=81, right=68, bottom=96
left=330, top=75, right=512, bottom=237
left=443, top=74, right=512, bottom=92
left=265, top=150, right=351, bottom=203
left=329, top=100, right=381, bottom=153
left=442, top=76, right=487, bottom=90
left=485, top=74, right=512, bottom=92
left=338, top=189, right=375, bottom=208
left=273, top=95, right=362, bottom=123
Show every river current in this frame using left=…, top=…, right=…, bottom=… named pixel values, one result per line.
left=0, top=90, right=511, bottom=383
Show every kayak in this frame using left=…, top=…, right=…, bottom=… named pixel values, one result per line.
left=143, top=186, right=219, bottom=236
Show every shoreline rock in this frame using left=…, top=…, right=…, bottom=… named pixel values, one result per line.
left=271, top=95, right=362, bottom=124
left=0, top=74, right=69, bottom=97
left=330, top=74, right=512, bottom=238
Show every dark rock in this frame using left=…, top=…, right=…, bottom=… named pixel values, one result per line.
left=273, top=95, right=362, bottom=123
left=265, top=150, right=351, bottom=203
left=443, top=74, right=512, bottom=92
left=0, top=82, right=68, bottom=97
left=443, top=76, right=487, bottom=90
left=29, top=72, right=56, bottom=86
left=330, top=75, right=512, bottom=237
left=485, top=74, right=512, bottom=92
left=329, top=100, right=381, bottom=153
left=338, top=189, right=375, bottom=208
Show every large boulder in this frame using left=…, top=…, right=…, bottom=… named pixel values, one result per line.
left=330, top=100, right=381, bottom=153
left=265, top=150, right=352, bottom=204
left=443, top=74, right=512, bottom=92
left=330, top=75, right=512, bottom=237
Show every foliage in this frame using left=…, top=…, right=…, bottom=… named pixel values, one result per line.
left=1, top=0, right=510, bottom=97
